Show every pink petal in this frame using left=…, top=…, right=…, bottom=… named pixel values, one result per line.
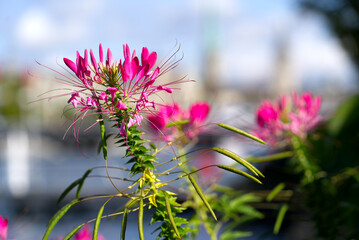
left=99, top=43, right=104, bottom=63
left=107, top=48, right=113, bottom=66
left=107, top=87, right=117, bottom=102
left=190, top=102, right=211, bottom=124
left=71, top=99, right=81, bottom=109
left=131, top=57, right=139, bottom=80
left=123, top=44, right=131, bottom=59
left=98, top=92, right=108, bottom=102
left=134, top=114, right=143, bottom=126
left=90, top=49, right=98, bottom=73
left=141, top=47, right=149, bottom=63
left=156, top=85, right=172, bottom=93
left=116, top=101, right=128, bottom=110
left=127, top=117, right=137, bottom=128
left=63, top=58, right=77, bottom=73
left=150, top=67, right=160, bottom=81
left=84, top=49, right=88, bottom=68
left=135, top=65, right=149, bottom=85
left=147, top=51, right=157, bottom=69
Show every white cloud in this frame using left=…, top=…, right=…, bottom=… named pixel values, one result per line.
left=15, top=9, right=55, bottom=47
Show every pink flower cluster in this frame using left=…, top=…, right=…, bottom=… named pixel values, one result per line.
left=253, top=92, right=322, bottom=145
left=0, top=216, right=8, bottom=240
left=58, top=44, right=178, bottom=137
left=148, top=102, right=211, bottom=141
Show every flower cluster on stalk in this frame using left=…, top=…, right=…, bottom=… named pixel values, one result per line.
left=147, top=102, right=211, bottom=141
left=253, top=92, right=322, bottom=145
left=58, top=44, right=180, bottom=138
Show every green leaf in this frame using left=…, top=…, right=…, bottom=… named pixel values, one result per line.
left=163, top=191, right=181, bottom=239
left=213, top=148, right=264, bottom=178
left=267, top=183, right=285, bottom=202
left=43, top=199, right=78, bottom=240
left=165, top=120, right=189, bottom=128
left=246, top=151, right=293, bottom=163
left=188, top=174, right=217, bottom=221
left=274, top=204, right=289, bottom=234
left=217, top=165, right=262, bottom=184
left=218, top=123, right=267, bottom=145
left=77, top=169, right=93, bottom=199
left=121, top=208, right=128, bottom=240
left=220, top=231, right=252, bottom=240
left=63, top=223, right=85, bottom=240
left=93, top=204, right=105, bottom=240
left=99, top=115, right=108, bottom=160
left=56, top=178, right=82, bottom=205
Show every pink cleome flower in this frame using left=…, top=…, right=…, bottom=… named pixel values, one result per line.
left=253, top=92, right=322, bottom=145
left=0, top=216, right=8, bottom=240
left=40, top=43, right=184, bottom=139
left=148, top=102, right=211, bottom=141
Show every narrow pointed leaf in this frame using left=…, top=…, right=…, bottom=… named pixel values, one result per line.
left=93, top=204, right=105, bottom=240
left=217, top=165, right=262, bottom=184
left=63, top=223, right=85, bottom=240
left=188, top=174, right=217, bottom=221
left=218, top=123, right=266, bottom=145
left=213, top=148, right=264, bottom=178
left=163, top=191, right=181, bottom=239
left=99, top=115, right=107, bottom=160
left=267, top=183, right=285, bottom=202
left=246, top=151, right=293, bottom=163
left=138, top=198, right=145, bottom=240
left=76, top=169, right=93, bottom=199
left=274, top=204, right=289, bottom=234
left=56, top=179, right=82, bottom=205
left=120, top=207, right=128, bottom=240
left=43, top=199, right=78, bottom=240
left=165, top=120, right=189, bottom=128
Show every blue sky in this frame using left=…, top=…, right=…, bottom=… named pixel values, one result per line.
left=0, top=0, right=356, bottom=90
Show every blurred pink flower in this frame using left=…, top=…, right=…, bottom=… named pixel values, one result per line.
left=73, top=225, right=105, bottom=240
left=148, top=102, right=211, bottom=141
left=289, top=92, right=322, bottom=138
left=190, top=102, right=211, bottom=124
left=0, top=216, right=8, bottom=240
left=253, top=101, right=284, bottom=145
left=253, top=92, right=322, bottom=145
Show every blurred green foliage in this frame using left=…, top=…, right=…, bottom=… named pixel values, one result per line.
left=302, top=95, right=359, bottom=239
left=0, top=73, right=24, bottom=121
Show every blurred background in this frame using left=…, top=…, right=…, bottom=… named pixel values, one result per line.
left=0, top=0, right=358, bottom=239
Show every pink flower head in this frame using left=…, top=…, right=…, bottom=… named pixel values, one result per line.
left=73, top=225, right=105, bottom=240
left=37, top=43, right=186, bottom=140
left=0, top=216, right=8, bottom=240
left=253, top=92, right=322, bottom=145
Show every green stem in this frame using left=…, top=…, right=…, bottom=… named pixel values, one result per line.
left=178, top=147, right=218, bottom=240
left=291, top=135, right=313, bottom=183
